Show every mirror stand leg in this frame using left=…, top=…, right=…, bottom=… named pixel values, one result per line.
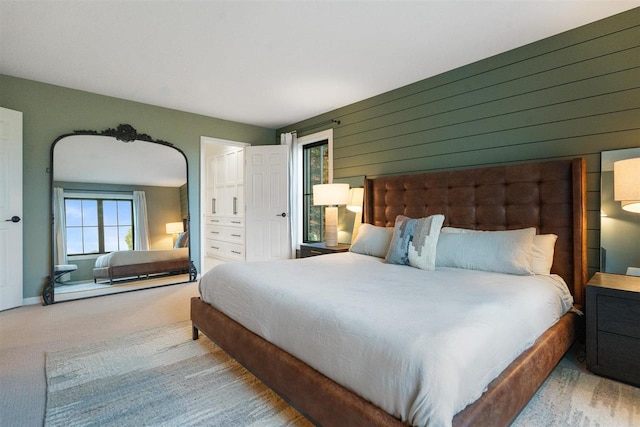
left=42, top=277, right=55, bottom=305
left=189, top=261, right=198, bottom=282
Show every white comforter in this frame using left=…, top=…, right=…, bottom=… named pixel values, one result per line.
left=199, top=252, right=573, bottom=427
left=94, top=247, right=188, bottom=268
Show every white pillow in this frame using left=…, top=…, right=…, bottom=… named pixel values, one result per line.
left=530, top=234, right=557, bottom=275
left=436, top=227, right=536, bottom=275
left=408, top=214, right=445, bottom=270
left=441, top=227, right=557, bottom=275
left=349, top=224, right=395, bottom=258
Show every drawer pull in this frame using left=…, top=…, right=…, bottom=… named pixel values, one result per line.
left=309, top=250, right=323, bottom=255
left=211, top=219, right=220, bottom=223
left=231, top=250, right=242, bottom=254
left=231, top=221, right=241, bottom=224
left=210, top=246, right=219, bottom=250
left=231, top=233, right=241, bottom=237
left=210, top=231, right=220, bottom=234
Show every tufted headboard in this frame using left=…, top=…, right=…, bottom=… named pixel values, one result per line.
left=363, top=158, right=587, bottom=306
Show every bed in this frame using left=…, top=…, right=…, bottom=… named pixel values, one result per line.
left=191, top=158, right=587, bottom=427
left=93, top=233, right=191, bottom=284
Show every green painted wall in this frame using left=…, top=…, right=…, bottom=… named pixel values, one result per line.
left=280, top=8, right=640, bottom=278
left=0, top=74, right=275, bottom=299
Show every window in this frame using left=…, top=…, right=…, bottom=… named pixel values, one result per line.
left=302, top=140, right=329, bottom=242
left=65, top=198, right=133, bottom=255
left=294, top=129, right=334, bottom=245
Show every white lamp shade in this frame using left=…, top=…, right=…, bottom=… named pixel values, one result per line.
left=614, top=158, right=640, bottom=213
left=166, top=222, right=184, bottom=234
left=313, top=183, right=350, bottom=206
left=346, top=188, right=364, bottom=213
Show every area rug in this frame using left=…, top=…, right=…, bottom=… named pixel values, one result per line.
left=46, top=321, right=640, bottom=427
left=512, top=365, right=640, bottom=426
left=45, top=321, right=311, bottom=426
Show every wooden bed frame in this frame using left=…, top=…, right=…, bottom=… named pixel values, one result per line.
left=191, top=158, right=587, bottom=426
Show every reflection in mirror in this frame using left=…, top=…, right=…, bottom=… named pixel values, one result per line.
left=43, top=125, right=196, bottom=304
left=600, top=147, right=640, bottom=276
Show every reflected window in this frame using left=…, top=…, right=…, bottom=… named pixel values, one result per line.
left=65, top=198, right=134, bottom=255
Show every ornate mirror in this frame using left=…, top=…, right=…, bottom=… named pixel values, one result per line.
left=600, top=147, right=640, bottom=276
left=43, top=124, right=196, bottom=304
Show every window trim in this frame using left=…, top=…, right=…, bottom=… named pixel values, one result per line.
left=294, top=129, right=334, bottom=247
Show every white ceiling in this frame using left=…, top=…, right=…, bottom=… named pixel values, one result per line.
left=1, top=1, right=637, bottom=129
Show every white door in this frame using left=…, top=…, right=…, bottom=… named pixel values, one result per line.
left=245, top=145, right=290, bottom=261
left=0, top=107, right=23, bottom=311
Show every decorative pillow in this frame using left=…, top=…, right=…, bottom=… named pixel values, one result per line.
left=174, top=231, right=189, bottom=249
left=407, top=214, right=445, bottom=270
left=441, top=227, right=557, bottom=275
left=385, top=215, right=417, bottom=265
left=349, top=224, right=395, bottom=258
left=436, top=227, right=536, bottom=275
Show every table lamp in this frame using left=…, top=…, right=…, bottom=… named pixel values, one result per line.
left=313, top=183, right=349, bottom=247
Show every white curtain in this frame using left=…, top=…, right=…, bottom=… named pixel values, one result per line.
left=281, top=132, right=298, bottom=258
left=53, top=188, right=67, bottom=276
left=133, top=191, right=150, bottom=250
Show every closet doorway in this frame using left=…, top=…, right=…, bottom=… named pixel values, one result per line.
left=200, top=137, right=249, bottom=275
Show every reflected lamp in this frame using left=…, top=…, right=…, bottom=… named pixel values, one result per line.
left=614, top=158, right=640, bottom=213
left=166, top=221, right=184, bottom=244
left=313, top=183, right=350, bottom=247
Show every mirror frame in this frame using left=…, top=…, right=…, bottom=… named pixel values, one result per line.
left=43, top=124, right=196, bottom=305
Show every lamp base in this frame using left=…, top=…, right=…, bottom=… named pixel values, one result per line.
left=324, top=206, right=338, bottom=247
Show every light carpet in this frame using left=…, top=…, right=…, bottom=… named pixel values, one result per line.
left=45, top=321, right=640, bottom=426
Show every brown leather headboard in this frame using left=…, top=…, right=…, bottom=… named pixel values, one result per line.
left=363, top=158, right=587, bottom=306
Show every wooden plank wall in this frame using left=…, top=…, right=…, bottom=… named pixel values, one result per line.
left=279, top=8, right=640, bottom=277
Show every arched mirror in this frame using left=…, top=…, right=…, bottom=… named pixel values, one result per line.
left=600, top=147, right=640, bottom=276
left=43, top=124, right=196, bottom=304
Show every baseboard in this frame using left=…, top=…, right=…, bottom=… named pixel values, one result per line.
left=22, top=296, right=42, bottom=306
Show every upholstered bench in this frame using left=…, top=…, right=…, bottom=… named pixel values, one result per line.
left=54, top=264, right=78, bottom=284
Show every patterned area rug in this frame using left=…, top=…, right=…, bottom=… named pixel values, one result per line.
left=45, top=321, right=311, bottom=427
left=512, top=365, right=640, bottom=426
left=46, top=321, right=640, bottom=426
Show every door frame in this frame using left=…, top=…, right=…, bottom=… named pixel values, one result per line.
left=199, top=136, right=249, bottom=274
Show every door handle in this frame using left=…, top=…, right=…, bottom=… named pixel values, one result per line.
left=212, top=198, right=216, bottom=214
left=5, top=216, right=21, bottom=223
left=276, top=213, right=287, bottom=217
left=233, top=197, right=238, bottom=215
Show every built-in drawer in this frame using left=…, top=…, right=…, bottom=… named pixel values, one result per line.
left=597, top=295, right=640, bottom=339
left=205, top=216, right=244, bottom=228
left=205, top=225, right=244, bottom=244
left=206, top=239, right=244, bottom=261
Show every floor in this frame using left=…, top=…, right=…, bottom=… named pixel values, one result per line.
left=0, top=256, right=227, bottom=426
left=0, top=281, right=200, bottom=427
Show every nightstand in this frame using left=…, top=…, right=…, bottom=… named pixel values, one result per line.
left=586, top=272, right=640, bottom=387
left=299, top=242, right=350, bottom=258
